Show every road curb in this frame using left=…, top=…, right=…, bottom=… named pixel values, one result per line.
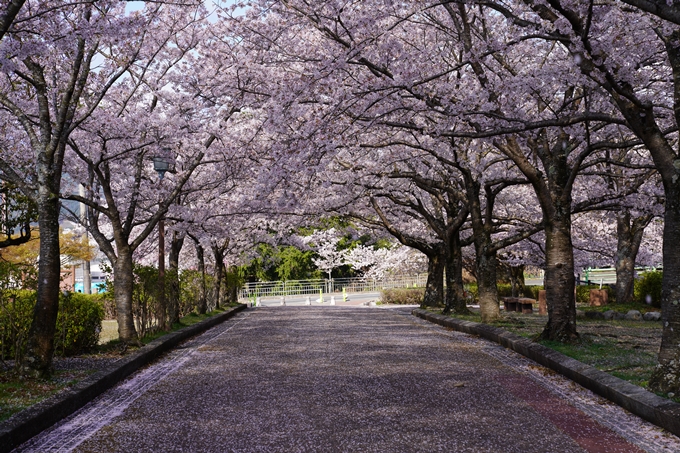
left=0, top=304, right=246, bottom=453
left=412, top=308, right=680, bottom=437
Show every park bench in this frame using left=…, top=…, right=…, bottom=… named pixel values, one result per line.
left=502, top=297, right=535, bottom=314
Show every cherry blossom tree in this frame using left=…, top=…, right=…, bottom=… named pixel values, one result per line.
left=0, top=0, right=202, bottom=376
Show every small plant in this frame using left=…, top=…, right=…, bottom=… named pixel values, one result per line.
left=634, top=270, right=663, bottom=308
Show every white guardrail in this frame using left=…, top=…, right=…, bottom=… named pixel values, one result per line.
left=238, top=274, right=428, bottom=301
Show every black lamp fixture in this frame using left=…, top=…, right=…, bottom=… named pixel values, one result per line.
left=152, top=155, right=175, bottom=181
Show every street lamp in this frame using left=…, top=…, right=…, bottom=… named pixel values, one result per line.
left=152, top=156, right=175, bottom=180
left=153, top=153, right=174, bottom=330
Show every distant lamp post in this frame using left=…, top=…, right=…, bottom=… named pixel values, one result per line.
left=153, top=153, right=174, bottom=330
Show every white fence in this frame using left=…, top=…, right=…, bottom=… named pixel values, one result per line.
left=238, top=274, right=428, bottom=301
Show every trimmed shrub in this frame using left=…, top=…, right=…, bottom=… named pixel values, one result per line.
left=0, top=291, right=104, bottom=360
left=0, top=290, right=34, bottom=362
left=634, top=270, right=663, bottom=308
left=464, top=283, right=541, bottom=301
left=381, top=288, right=425, bottom=305
left=55, top=292, right=104, bottom=356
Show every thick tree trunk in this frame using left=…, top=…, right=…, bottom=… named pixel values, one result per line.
left=650, top=185, right=680, bottom=393
left=539, top=218, right=578, bottom=342
left=195, top=241, right=207, bottom=314
left=615, top=211, right=651, bottom=305
left=21, top=192, right=61, bottom=378
left=168, top=231, right=184, bottom=324
left=476, top=247, right=500, bottom=323
left=113, top=248, right=139, bottom=345
left=422, top=253, right=444, bottom=307
left=444, top=233, right=469, bottom=314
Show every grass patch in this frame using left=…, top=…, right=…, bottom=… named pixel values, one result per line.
left=539, top=336, right=657, bottom=388
left=0, top=369, right=91, bottom=422
left=139, top=309, right=227, bottom=345
left=439, top=308, right=662, bottom=395
left=581, top=301, right=657, bottom=314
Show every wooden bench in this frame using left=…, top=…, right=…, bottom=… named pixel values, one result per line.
left=502, top=297, right=535, bottom=314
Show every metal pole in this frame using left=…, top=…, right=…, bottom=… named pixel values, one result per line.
left=158, top=217, right=166, bottom=329
left=79, top=185, right=91, bottom=294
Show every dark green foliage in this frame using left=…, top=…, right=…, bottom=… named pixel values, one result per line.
left=381, top=288, right=425, bottom=304
left=0, top=290, right=34, bottom=362
left=55, top=293, right=104, bottom=356
left=275, top=246, right=318, bottom=281
left=524, top=285, right=544, bottom=300
left=462, top=283, right=543, bottom=302
left=634, top=270, right=663, bottom=308
left=0, top=291, right=104, bottom=361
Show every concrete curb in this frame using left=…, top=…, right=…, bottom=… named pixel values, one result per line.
left=412, top=308, right=680, bottom=437
left=0, top=304, right=247, bottom=453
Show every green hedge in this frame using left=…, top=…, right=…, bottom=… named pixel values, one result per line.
left=634, top=270, right=663, bottom=308
left=55, top=292, right=104, bottom=356
left=380, top=288, right=425, bottom=305
left=463, top=283, right=543, bottom=301
left=0, top=291, right=104, bottom=361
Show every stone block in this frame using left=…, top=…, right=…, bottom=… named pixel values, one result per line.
left=589, top=289, right=608, bottom=307
left=625, top=310, right=642, bottom=321
left=518, top=298, right=535, bottom=314
left=603, top=310, right=615, bottom=320
left=503, top=297, right=519, bottom=312
left=585, top=311, right=605, bottom=320
left=643, top=311, right=661, bottom=321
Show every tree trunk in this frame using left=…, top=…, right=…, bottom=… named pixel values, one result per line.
left=539, top=218, right=578, bottom=342
left=212, top=244, right=225, bottom=310
left=422, top=253, right=444, bottom=307
left=226, top=265, right=239, bottom=304
left=195, top=241, right=207, bottom=314
left=21, top=191, right=61, bottom=378
left=113, top=248, right=139, bottom=345
left=168, top=231, right=185, bottom=324
left=476, top=246, right=500, bottom=323
left=157, top=219, right=166, bottom=331
left=444, top=232, right=469, bottom=314
left=460, top=170, right=501, bottom=322
left=509, top=265, right=526, bottom=298
left=615, top=211, right=652, bottom=305
left=650, top=184, right=680, bottom=393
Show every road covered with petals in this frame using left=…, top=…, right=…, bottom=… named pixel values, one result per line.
left=15, top=307, right=680, bottom=453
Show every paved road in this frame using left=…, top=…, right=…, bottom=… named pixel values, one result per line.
left=15, top=307, right=680, bottom=453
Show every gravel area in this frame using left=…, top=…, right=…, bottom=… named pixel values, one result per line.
left=13, top=307, right=680, bottom=453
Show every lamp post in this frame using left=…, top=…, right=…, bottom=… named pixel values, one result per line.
left=153, top=155, right=173, bottom=330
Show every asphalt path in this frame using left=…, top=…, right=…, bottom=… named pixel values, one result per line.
left=14, top=307, right=680, bottom=453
